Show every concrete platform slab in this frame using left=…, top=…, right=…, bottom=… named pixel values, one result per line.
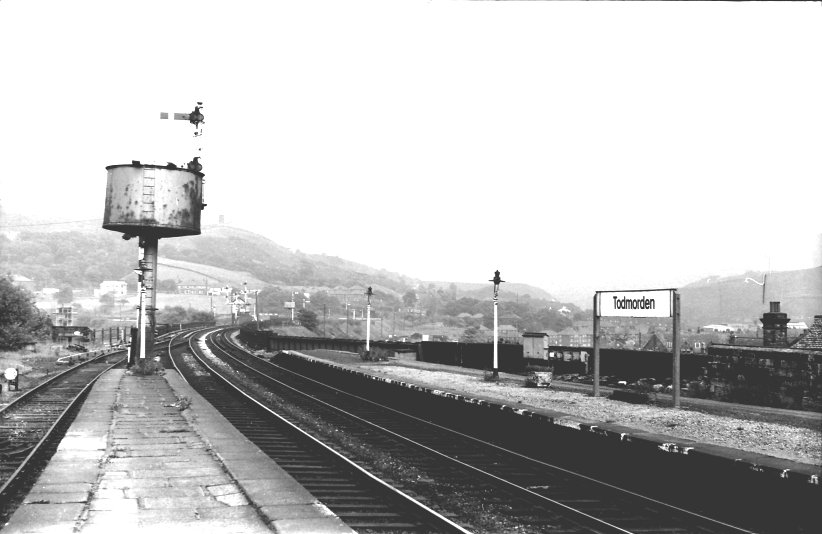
left=34, top=465, right=100, bottom=485
left=270, top=517, right=355, bottom=534
left=2, top=503, right=85, bottom=533
left=47, top=450, right=105, bottom=463
left=123, top=486, right=204, bottom=499
left=23, top=492, right=89, bottom=505
left=88, top=498, right=139, bottom=513
left=4, top=366, right=356, bottom=534
left=27, top=483, right=93, bottom=494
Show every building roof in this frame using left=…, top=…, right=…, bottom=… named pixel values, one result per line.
left=788, top=322, right=809, bottom=330
left=702, top=324, right=734, bottom=332
left=790, top=315, right=822, bottom=351
left=642, top=332, right=668, bottom=351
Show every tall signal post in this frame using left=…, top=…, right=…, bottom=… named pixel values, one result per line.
left=365, top=286, right=373, bottom=354
left=490, top=270, right=504, bottom=379
left=103, top=103, right=206, bottom=372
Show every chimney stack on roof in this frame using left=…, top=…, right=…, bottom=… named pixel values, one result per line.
left=761, top=301, right=790, bottom=347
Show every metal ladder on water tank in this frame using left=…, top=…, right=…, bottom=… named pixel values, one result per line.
left=141, top=167, right=155, bottom=222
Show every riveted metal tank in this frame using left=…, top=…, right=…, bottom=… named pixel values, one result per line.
left=103, top=163, right=204, bottom=237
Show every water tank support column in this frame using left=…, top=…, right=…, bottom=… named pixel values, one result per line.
left=140, top=235, right=159, bottom=358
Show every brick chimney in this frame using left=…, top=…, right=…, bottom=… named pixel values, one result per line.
left=761, top=301, right=790, bottom=347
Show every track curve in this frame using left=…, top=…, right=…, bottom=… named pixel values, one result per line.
left=173, top=327, right=470, bottom=534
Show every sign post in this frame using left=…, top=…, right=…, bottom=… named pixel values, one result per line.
left=594, top=289, right=680, bottom=407
left=672, top=292, right=681, bottom=408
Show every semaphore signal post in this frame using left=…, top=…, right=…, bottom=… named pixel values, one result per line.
left=102, top=102, right=206, bottom=372
left=593, top=289, right=682, bottom=408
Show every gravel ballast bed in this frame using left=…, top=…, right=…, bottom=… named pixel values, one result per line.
left=298, top=350, right=822, bottom=468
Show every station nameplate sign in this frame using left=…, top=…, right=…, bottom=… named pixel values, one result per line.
left=596, top=289, right=674, bottom=318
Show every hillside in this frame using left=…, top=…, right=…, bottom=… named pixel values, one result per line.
left=679, top=267, right=822, bottom=325
left=153, top=258, right=268, bottom=289
left=161, top=225, right=418, bottom=294
left=0, top=216, right=562, bottom=304
left=425, top=281, right=557, bottom=302
left=0, top=222, right=419, bottom=294
left=2, top=215, right=818, bottom=329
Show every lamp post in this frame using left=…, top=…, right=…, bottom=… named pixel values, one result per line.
left=365, top=286, right=373, bottom=354
left=490, top=270, right=504, bottom=379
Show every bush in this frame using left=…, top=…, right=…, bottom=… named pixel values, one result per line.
left=0, top=276, right=52, bottom=350
left=130, top=357, right=164, bottom=375
left=482, top=369, right=499, bottom=382
left=360, top=350, right=385, bottom=362
left=609, top=390, right=649, bottom=404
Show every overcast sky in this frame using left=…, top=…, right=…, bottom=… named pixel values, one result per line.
left=1, top=1, right=820, bottom=303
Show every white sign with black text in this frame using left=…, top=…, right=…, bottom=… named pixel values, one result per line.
left=596, top=289, right=674, bottom=318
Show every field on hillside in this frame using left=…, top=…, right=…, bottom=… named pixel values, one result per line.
left=156, top=258, right=268, bottom=288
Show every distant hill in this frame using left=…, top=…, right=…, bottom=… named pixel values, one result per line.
left=4, top=213, right=817, bottom=327
left=679, top=267, right=822, bottom=326
left=0, top=216, right=564, bottom=304
left=0, top=221, right=419, bottom=296
left=425, top=281, right=557, bottom=303
left=158, top=224, right=419, bottom=295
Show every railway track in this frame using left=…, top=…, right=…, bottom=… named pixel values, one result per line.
left=266, top=350, right=819, bottom=534
left=201, top=327, right=769, bottom=534
left=174, top=328, right=469, bottom=534
left=0, top=350, right=124, bottom=523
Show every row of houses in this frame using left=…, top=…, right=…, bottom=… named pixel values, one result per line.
left=14, top=276, right=238, bottom=299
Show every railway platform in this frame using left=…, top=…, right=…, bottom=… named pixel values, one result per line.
left=2, top=369, right=354, bottom=534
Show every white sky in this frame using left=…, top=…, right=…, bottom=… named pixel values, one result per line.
left=1, top=1, right=820, bottom=303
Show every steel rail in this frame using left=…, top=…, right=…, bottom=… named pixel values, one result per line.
left=0, top=353, right=124, bottom=511
left=177, top=327, right=472, bottom=534
left=0, top=349, right=123, bottom=416
left=209, top=332, right=632, bottom=533
left=213, top=329, right=757, bottom=534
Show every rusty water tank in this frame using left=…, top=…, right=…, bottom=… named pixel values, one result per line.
left=103, top=163, right=204, bottom=237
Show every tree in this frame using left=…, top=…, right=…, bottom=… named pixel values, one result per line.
left=155, top=306, right=212, bottom=325
left=402, top=289, right=417, bottom=308
left=460, top=326, right=482, bottom=343
left=157, top=279, right=178, bottom=293
left=308, top=290, right=341, bottom=313
left=189, top=310, right=213, bottom=322
left=57, top=285, right=73, bottom=304
left=298, top=308, right=319, bottom=333
left=0, top=276, right=52, bottom=350
left=98, top=292, right=115, bottom=314
left=156, top=306, right=188, bottom=324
